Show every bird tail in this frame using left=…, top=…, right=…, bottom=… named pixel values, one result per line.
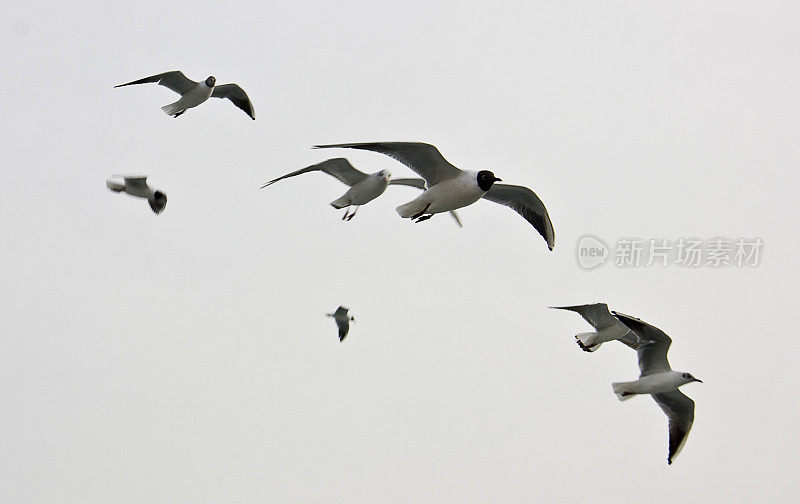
left=576, top=332, right=601, bottom=352
left=161, top=101, right=181, bottom=116
left=106, top=179, right=125, bottom=192
left=330, top=195, right=351, bottom=209
left=396, top=200, right=426, bottom=218
left=612, top=382, right=637, bottom=401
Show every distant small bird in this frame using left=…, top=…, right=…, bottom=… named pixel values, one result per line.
left=611, top=312, right=702, bottom=465
left=106, top=175, right=167, bottom=214
left=326, top=306, right=355, bottom=342
left=550, top=303, right=639, bottom=352
left=261, top=158, right=461, bottom=224
left=314, top=142, right=554, bottom=250
left=115, top=71, right=255, bottom=120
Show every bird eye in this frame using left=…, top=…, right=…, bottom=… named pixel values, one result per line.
left=682, top=373, right=690, bottom=379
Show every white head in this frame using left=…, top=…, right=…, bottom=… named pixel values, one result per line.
left=375, top=169, right=392, bottom=182
left=679, top=372, right=703, bottom=385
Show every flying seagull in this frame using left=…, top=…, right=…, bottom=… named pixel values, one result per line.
left=326, top=306, right=355, bottom=342
left=611, top=312, right=702, bottom=465
left=115, top=71, right=255, bottom=120
left=261, top=158, right=461, bottom=225
left=106, top=175, right=167, bottom=214
left=314, top=142, right=554, bottom=250
left=550, top=303, right=640, bottom=352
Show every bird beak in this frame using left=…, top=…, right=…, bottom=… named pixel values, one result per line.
left=694, top=378, right=703, bottom=383
left=493, top=177, right=502, bottom=182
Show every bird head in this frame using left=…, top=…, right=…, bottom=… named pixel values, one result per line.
left=680, top=372, right=703, bottom=384
left=376, top=169, right=392, bottom=182
left=149, top=191, right=167, bottom=214
left=476, top=170, right=502, bottom=191
left=205, top=76, right=216, bottom=87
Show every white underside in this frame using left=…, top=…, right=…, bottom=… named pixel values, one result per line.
left=162, top=83, right=213, bottom=115
left=330, top=176, right=389, bottom=208
left=396, top=173, right=485, bottom=217
left=612, top=371, right=683, bottom=400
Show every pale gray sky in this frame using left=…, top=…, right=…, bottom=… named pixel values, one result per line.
left=2, top=1, right=799, bottom=502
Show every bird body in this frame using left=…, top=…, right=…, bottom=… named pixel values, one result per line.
left=330, top=171, right=391, bottom=208
left=612, top=371, right=697, bottom=400
left=161, top=80, right=214, bottom=116
left=396, top=170, right=487, bottom=217
left=106, top=175, right=167, bottom=214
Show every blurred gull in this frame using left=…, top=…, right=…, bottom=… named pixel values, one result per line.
left=106, top=175, right=167, bottom=214
left=326, top=306, right=355, bottom=342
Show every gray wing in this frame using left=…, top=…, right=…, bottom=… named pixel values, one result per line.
left=612, top=312, right=673, bottom=376
left=123, top=175, right=149, bottom=190
left=314, top=142, right=461, bottom=186
left=652, top=390, right=695, bottom=464
left=211, top=84, right=255, bottom=120
left=337, top=320, right=350, bottom=342
left=389, top=178, right=462, bottom=227
left=114, top=71, right=197, bottom=95
left=550, top=303, right=617, bottom=330
left=482, top=183, right=555, bottom=251
left=261, top=159, right=368, bottom=188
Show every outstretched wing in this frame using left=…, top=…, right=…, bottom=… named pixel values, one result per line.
left=652, top=390, right=695, bottom=465
left=550, top=303, right=616, bottom=330
left=261, top=159, right=368, bottom=188
left=314, top=142, right=461, bottom=186
left=115, top=71, right=197, bottom=95
left=211, top=83, right=255, bottom=120
left=482, top=183, right=555, bottom=250
left=612, top=311, right=673, bottom=376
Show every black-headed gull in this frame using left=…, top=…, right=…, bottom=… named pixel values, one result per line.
left=261, top=158, right=461, bottom=224
left=550, top=303, right=640, bottom=352
left=115, top=71, right=255, bottom=120
left=326, top=306, right=354, bottom=342
left=106, top=175, right=167, bottom=214
left=611, top=312, right=702, bottom=465
left=314, top=142, right=554, bottom=250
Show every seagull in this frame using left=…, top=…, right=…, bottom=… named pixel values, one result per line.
left=326, top=306, right=355, bottom=342
left=115, top=71, right=255, bottom=120
left=314, top=142, right=555, bottom=250
left=261, top=157, right=461, bottom=224
left=106, top=175, right=167, bottom=214
left=550, top=303, right=640, bottom=352
left=611, top=312, right=702, bottom=465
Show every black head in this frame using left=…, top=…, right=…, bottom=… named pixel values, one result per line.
left=149, top=191, right=167, bottom=214
left=681, top=372, right=702, bottom=383
left=476, top=170, right=502, bottom=191
left=205, top=76, right=216, bottom=87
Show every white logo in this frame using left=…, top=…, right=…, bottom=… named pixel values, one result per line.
left=576, top=234, right=609, bottom=270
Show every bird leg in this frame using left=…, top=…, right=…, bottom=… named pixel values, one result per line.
left=341, top=206, right=351, bottom=220
left=410, top=204, right=431, bottom=220
left=414, top=214, right=434, bottom=223
left=345, top=206, right=359, bottom=221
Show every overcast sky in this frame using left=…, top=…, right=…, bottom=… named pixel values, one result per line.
left=2, top=1, right=799, bottom=502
